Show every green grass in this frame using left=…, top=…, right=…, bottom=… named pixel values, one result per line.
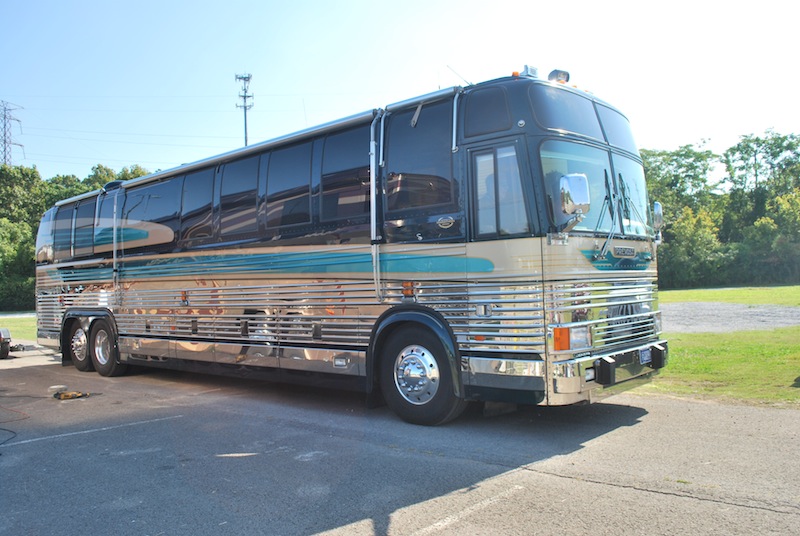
left=659, top=285, right=800, bottom=307
left=650, top=285, right=800, bottom=406
left=0, top=316, right=37, bottom=342
left=644, top=327, right=800, bottom=406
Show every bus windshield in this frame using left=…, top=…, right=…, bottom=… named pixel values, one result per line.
left=540, top=140, right=651, bottom=237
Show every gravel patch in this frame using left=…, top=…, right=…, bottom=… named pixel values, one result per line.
left=661, top=302, right=800, bottom=333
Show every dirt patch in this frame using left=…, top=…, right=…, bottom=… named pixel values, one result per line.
left=661, top=302, right=800, bottom=333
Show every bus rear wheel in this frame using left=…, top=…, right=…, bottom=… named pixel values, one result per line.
left=379, top=328, right=466, bottom=426
left=89, top=319, right=127, bottom=377
left=68, top=322, right=94, bottom=372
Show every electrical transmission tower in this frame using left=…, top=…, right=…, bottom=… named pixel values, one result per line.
left=1, top=100, right=24, bottom=165
left=235, top=73, right=254, bottom=146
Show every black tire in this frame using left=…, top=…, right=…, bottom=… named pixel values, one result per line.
left=379, top=327, right=467, bottom=426
left=67, top=322, right=94, bottom=372
left=0, top=341, right=9, bottom=359
left=89, top=319, right=127, bottom=377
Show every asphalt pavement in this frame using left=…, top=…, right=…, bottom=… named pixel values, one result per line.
left=1, top=346, right=798, bottom=535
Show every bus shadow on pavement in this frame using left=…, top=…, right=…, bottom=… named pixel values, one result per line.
left=0, top=363, right=650, bottom=536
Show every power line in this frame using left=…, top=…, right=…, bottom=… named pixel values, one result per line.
left=1, top=101, right=24, bottom=165
left=235, top=73, right=254, bottom=146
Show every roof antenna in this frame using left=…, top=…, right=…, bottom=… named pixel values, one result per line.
left=447, top=65, right=472, bottom=86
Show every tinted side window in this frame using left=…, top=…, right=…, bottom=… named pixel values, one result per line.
left=53, top=203, right=75, bottom=262
left=220, top=156, right=259, bottom=236
left=181, top=169, right=214, bottom=242
left=465, top=87, right=512, bottom=137
left=94, top=191, right=119, bottom=254
left=122, top=179, right=182, bottom=251
left=385, top=100, right=454, bottom=213
left=267, top=142, right=312, bottom=227
left=35, top=208, right=56, bottom=264
left=529, top=84, right=604, bottom=141
left=322, top=126, right=370, bottom=221
left=73, top=198, right=97, bottom=257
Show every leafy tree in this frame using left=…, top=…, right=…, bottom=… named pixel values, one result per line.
left=0, top=218, right=35, bottom=310
left=117, top=164, right=150, bottom=182
left=719, top=131, right=800, bottom=244
left=41, top=174, right=88, bottom=209
left=657, top=207, right=729, bottom=289
left=84, top=164, right=118, bottom=191
left=721, top=130, right=800, bottom=194
left=0, top=164, right=47, bottom=229
left=642, top=143, right=717, bottom=228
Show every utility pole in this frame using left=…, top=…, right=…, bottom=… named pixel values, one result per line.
left=1, top=100, right=24, bottom=165
left=235, top=73, right=253, bottom=146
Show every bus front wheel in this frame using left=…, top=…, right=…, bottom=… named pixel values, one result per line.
left=89, top=319, right=127, bottom=377
left=379, top=328, right=466, bottom=426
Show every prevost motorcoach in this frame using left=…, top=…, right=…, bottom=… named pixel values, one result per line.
left=35, top=66, right=668, bottom=425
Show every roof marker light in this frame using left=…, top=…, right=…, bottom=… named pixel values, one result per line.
left=548, top=69, right=570, bottom=83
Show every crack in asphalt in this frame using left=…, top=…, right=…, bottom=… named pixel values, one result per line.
left=523, top=465, right=800, bottom=517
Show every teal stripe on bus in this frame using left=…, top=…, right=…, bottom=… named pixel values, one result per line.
left=42, top=252, right=495, bottom=281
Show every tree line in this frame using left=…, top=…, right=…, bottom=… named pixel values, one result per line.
left=1, top=130, right=798, bottom=310
left=644, top=130, right=800, bottom=288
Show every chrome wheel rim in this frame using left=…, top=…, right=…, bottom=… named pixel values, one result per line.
left=70, top=328, right=88, bottom=362
left=93, top=329, right=111, bottom=366
left=393, top=344, right=440, bottom=405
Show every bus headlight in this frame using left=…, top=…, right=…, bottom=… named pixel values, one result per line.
left=553, top=326, right=592, bottom=351
left=570, top=326, right=591, bottom=350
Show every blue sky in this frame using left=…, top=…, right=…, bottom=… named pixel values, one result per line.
left=3, top=0, right=796, bottom=181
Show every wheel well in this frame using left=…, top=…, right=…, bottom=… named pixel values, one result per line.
left=368, top=306, right=462, bottom=398
left=60, top=311, right=117, bottom=361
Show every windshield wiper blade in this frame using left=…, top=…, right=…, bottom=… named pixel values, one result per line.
left=595, top=170, right=619, bottom=260
left=618, top=172, right=648, bottom=235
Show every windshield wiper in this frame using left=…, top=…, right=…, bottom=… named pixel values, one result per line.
left=618, top=173, right=647, bottom=235
left=594, top=169, right=614, bottom=233
left=595, top=170, right=619, bottom=260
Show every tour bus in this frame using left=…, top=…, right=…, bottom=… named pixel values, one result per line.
left=35, top=67, right=667, bottom=425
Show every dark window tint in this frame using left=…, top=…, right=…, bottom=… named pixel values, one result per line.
left=464, top=87, right=512, bottom=137
left=220, top=156, right=259, bottom=236
left=322, top=126, right=370, bottom=221
left=529, top=84, right=604, bottom=140
left=322, top=125, right=369, bottom=175
left=597, top=104, right=638, bottom=153
left=73, top=198, right=96, bottom=257
left=53, top=203, right=75, bottom=261
left=385, top=100, right=454, bottom=212
left=35, top=208, right=55, bottom=264
left=321, top=167, right=370, bottom=221
left=181, top=169, right=214, bottom=241
left=267, top=142, right=312, bottom=227
left=122, top=179, right=181, bottom=250
left=94, top=192, right=118, bottom=252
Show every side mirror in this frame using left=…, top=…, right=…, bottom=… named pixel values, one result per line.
left=552, top=173, right=590, bottom=232
left=653, top=201, right=664, bottom=231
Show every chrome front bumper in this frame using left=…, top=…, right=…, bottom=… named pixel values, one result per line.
left=462, top=340, right=668, bottom=406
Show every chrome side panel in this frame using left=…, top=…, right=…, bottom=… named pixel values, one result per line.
left=36, top=236, right=664, bottom=406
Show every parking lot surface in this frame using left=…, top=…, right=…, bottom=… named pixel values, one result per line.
left=1, top=347, right=799, bottom=535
